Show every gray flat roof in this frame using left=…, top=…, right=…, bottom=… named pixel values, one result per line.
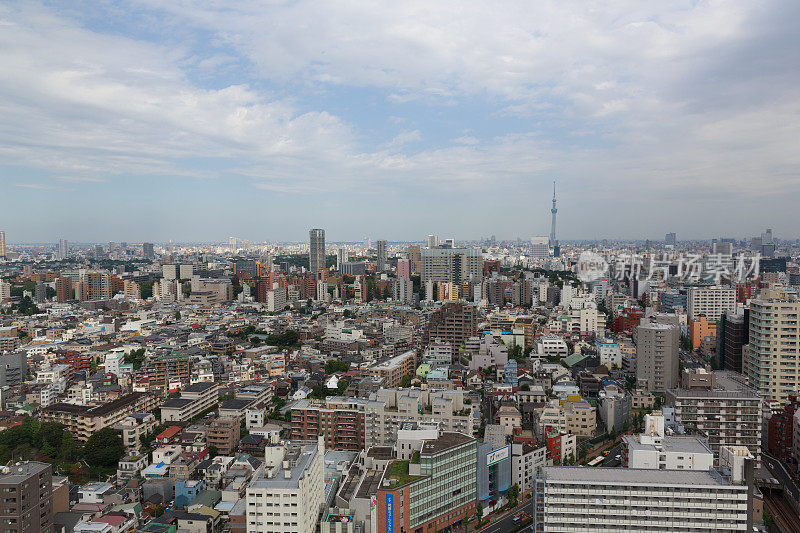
left=622, top=435, right=713, bottom=455
left=542, top=466, right=731, bottom=487
left=250, top=444, right=318, bottom=489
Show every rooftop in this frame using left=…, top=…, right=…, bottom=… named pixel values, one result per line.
left=0, top=462, right=50, bottom=484
left=542, top=466, right=732, bottom=487
left=421, top=431, right=474, bottom=455
left=623, top=435, right=713, bottom=455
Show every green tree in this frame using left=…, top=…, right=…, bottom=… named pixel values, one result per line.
left=84, top=427, right=125, bottom=468
left=475, top=503, right=483, bottom=526
left=174, top=311, right=181, bottom=320
left=506, top=484, right=519, bottom=507
left=324, top=359, right=349, bottom=374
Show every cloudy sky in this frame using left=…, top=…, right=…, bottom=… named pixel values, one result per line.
left=2, top=1, right=799, bottom=243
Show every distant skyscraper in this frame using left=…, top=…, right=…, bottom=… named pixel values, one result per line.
left=58, top=238, right=68, bottom=260
left=142, top=242, right=155, bottom=260
left=376, top=239, right=387, bottom=271
left=549, top=181, right=558, bottom=248
left=665, top=232, right=677, bottom=246
left=309, top=228, right=326, bottom=273
left=427, top=234, right=439, bottom=248
left=336, top=246, right=347, bottom=270
left=0, top=231, right=5, bottom=259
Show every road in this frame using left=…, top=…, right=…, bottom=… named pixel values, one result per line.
left=764, top=453, right=800, bottom=503
left=602, top=443, right=623, bottom=467
left=475, top=497, right=532, bottom=533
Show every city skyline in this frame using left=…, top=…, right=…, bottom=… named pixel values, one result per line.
left=2, top=1, right=799, bottom=242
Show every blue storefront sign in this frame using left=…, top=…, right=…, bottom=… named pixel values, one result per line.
left=386, top=494, right=393, bottom=533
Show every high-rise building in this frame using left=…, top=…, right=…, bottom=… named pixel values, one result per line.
left=246, top=439, right=324, bottom=533
left=530, top=236, right=549, bottom=258
left=396, top=258, right=410, bottom=280
left=0, top=230, right=5, bottom=259
left=716, top=310, right=749, bottom=372
left=665, top=232, right=677, bottom=246
left=635, top=319, right=679, bottom=393
left=57, top=239, right=68, bottom=260
left=421, top=247, right=483, bottom=284
left=0, top=462, right=54, bottom=533
left=336, top=246, right=347, bottom=270
left=55, top=277, right=72, bottom=302
left=309, top=228, right=326, bottom=273
left=427, top=234, right=439, bottom=248
left=142, top=242, right=155, bottom=260
left=408, top=245, right=421, bottom=275
left=376, top=239, right=387, bottom=272
left=423, top=302, right=478, bottom=354
left=744, top=289, right=800, bottom=403
left=687, top=286, right=736, bottom=320
left=0, top=280, right=10, bottom=302
left=667, top=371, right=762, bottom=463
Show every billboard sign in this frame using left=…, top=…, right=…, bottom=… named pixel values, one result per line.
left=486, top=445, right=510, bottom=467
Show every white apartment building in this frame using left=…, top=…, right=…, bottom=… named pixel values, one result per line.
left=162, top=264, right=178, bottom=281
left=534, top=335, right=569, bottom=358
left=666, top=371, right=762, bottom=464
left=423, top=339, right=452, bottom=366
left=595, top=339, right=622, bottom=367
left=511, top=443, right=549, bottom=494
left=533, top=462, right=753, bottom=532
left=246, top=440, right=325, bottom=533
left=622, top=412, right=714, bottom=470
left=687, top=286, right=736, bottom=320
left=743, top=289, right=800, bottom=403
left=160, top=382, right=219, bottom=423
left=103, top=349, right=126, bottom=375
left=636, top=320, right=680, bottom=393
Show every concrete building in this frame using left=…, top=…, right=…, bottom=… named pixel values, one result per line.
left=511, top=443, right=548, bottom=494
left=160, top=382, right=219, bottom=423
left=207, top=417, right=241, bottom=456
left=41, top=392, right=155, bottom=441
left=717, top=310, right=748, bottom=373
left=115, top=412, right=157, bottom=454
left=291, top=389, right=474, bottom=450
left=0, top=352, right=26, bottom=386
left=597, top=385, right=631, bottom=434
left=667, top=371, right=762, bottom=463
left=636, top=319, right=679, bottom=393
left=377, top=432, right=477, bottom=532
left=744, top=289, right=800, bottom=403
left=408, top=245, right=421, bottom=275
left=423, top=302, right=478, bottom=355
left=246, top=439, right=325, bottom=533
left=420, top=247, right=483, bottom=285
left=0, top=462, right=53, bottom=533
left=533, top=461, right=753, bottom=532
left=57, top=238, right=68, bottom=260
left=622, top=412, right=714, bottom=470
left=366, top=350, right=416, bottom=388
left=687, top=286, right=736, bottom=320
left=309, top=228, right=326, bottom=274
